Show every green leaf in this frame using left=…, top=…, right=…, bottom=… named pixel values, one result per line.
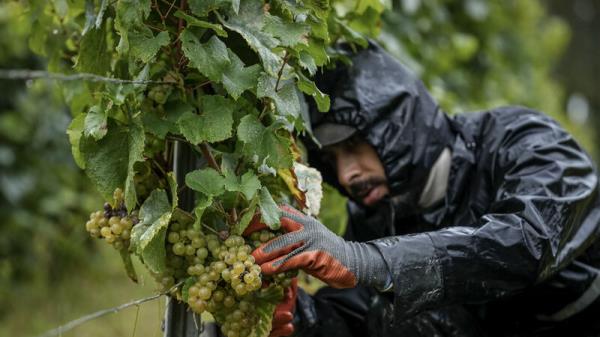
left=296, top=50, right=317, bottom=75
left=264, top=16, right=309, bottom=47
left=139, top=189, right=171, bottom=225
left=174, top=11, right=228, bottom=37
left=80, top=120, right=145, bottom=211
left=257, top=73, right=301, bottom=118
left=139, top=212, right=172, bottom=274
left=223, top=170, right=261, bottom=200
left=193, top=195, right=213, bottom=229
left=116, top=0, right=151, bottom=28
left=181, top=276, right=197, bottom=302
left=189, top=0, right=231, bottom=17
left=297, top=38, right=328, bottom=66
left=259, top=187, right=280, bottom=229
left=335, top=18, right=368, bottom=48
left=222, top=50, right=262, bottom=99
left=129, top=28, right=170, bottom=63
left=144, top=101, right=192, bottom=138
left=167, top=172, right=179, bottom=211
left=67, top=114, right=86, bottom=169
left=84, top=105, right=108, bottom=140
left=185, top=168, right=225, bottom=196
left=218, top=0, right=281, bottom=76
left=240, top=171, right=262, bottom=199
left=296, top=73, right=330, bottom=112
left=119, top=248, right=138, bottom=283
left=237, top=114, right=265, bottom=144
left=252, top=285, right=284, bottom=337
left=304, top=0, right=330, bottom=19
left=181, top=30, right=230, bottom=82
left=76, top=20, right=111, bottom=75
left=181, top=30, right=259, bottom=98
left=114, top=0, right=152, bottom=55
left=177, top=96, right=235, bottom=144
left=237, top=115, right=293, bottom=169
left=233, top=196, right=258, bottom=235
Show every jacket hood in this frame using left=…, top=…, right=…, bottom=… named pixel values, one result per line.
left=307, top=42, right=455, bottom=208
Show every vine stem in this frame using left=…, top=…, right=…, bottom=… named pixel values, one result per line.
left=34, top=282, right=183, bottom=337
left=0, top=69, right=173, bottom=85
left=197, top=143, right=221, bottom=173
left=275, top=51, right=290, bottom=92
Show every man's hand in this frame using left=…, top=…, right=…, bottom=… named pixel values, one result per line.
left=269, top=278, right=297, bottom=337
left=249, top=205, right=390, bottom=289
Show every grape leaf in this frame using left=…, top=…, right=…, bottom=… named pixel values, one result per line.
left=84, top=105, right=108, bottom=140
left=297, top=38, right=329, bottom=66
left=186, top=168, right=226, bottom=196
left=224, top=170, right=261, bottom=200
left=114, top=0, right=151, bottom=54
left=264, top=16, right=309, bottom=47
left=257, top=73, right=301, bottom=119
left=181, top=276, right=198, bottom=302
left=218, top=0, right=281, bottom=76
left=174, top=11, right=227, bottom=37
left=189, top=0, right=231, bottom=17
left=298, top=50, right=317, bottom=75
left=177, top=96, right=235, bottom=144
left=296, top=72, right=330, bottom=112
left=193, top=195, right=214, bottom=229
left=139, top=189, right=171, bottom=226
left=80, top=120, right=145, bottom=211
left=129, top=28, right=170, bottom=63
left=119, top=247, right=138, bottom=283
left=251, top=285, right=284, bottom=337
left=167, top=172, right=179, bottom=211
left=67, top=114, right=86, bottom=169
left=222, top=50, right=262, bottom=99
left=240, top=171, right=262, bottom=199
left=237, top=115, right=294, bottom=169
left=233, top=196, right=258, bottom=235
left=181, top=31, right=230, bottom=82
left=259, top=187, right=280, bottom=229
left=139, top=212, right=172, bottom=274
left=237, top=114, right=265, bottom=144
left=76, top=20, right=111, bottom=75
left=304, top=0, right=330, bottom=20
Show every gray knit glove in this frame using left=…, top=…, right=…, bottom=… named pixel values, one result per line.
left=250, top=205, right=391, bottom=289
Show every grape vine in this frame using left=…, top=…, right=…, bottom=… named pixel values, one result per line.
left=22, top=0, right=385, bottom=335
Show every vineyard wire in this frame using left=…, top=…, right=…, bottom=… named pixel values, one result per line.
left=0, top=69, right=176, bottom=85
left=34, top=282, right=183, bottom=337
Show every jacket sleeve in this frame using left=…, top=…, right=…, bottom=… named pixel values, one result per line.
left=370, top=112, right=600, bottom=318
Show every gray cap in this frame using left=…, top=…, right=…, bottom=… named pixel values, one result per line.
left=313, top=123, right=357, bottom=146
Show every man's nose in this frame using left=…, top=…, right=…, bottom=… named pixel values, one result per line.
left=336, top=154, right=362, bottom=187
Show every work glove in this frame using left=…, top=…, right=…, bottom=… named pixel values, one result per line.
left=250, top=205, right=391, bottom=289
left=269, top=278, right=297, bottom=337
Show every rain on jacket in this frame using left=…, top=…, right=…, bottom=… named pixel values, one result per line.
left=300, top=42, right=600, bottom=336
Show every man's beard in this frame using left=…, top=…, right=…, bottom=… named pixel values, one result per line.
left=348, top=176, right=388, bottom=202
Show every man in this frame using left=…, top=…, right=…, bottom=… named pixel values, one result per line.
left=251, top=42, right=600, bottom=336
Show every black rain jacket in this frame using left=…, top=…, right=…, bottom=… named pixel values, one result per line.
left=301, top=42, right=600, bottom=336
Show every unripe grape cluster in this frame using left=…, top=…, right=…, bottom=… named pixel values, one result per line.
left=84, top=188, right=137, bottom=250
left=159, top=219, right=284, bottom=337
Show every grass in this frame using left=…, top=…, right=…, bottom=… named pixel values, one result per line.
left=0, top=244, right=166, bottom=337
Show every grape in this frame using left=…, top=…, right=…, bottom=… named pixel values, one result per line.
left=172, top=242, right=185, bottom=255
left=84, top=189, right=136, bottom=250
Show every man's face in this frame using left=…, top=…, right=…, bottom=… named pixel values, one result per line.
left=322, top=136, right=390, bottom=207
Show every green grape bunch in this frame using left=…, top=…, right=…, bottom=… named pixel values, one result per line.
left=84, top=188, right=138, bottom=251
left=154, top=215, right=292, bottom=337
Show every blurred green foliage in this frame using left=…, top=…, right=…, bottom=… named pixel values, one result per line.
left=0, top=3, right=100, bottom=305
left=379, top=0, right=595, bottom=152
